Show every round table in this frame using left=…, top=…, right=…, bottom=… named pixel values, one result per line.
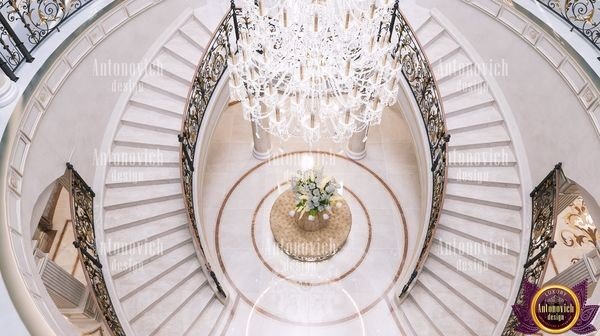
left=270, top=190, right=352, bottom=262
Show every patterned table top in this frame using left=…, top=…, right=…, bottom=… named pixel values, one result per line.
left=270, top=190, right=352, bottom=262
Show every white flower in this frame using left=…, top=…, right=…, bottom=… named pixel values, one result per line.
left=323, top=214, right=330, bottom=220
left=288, top=210, right=295, bottom=217
left=290, top=168, right=339, bottom=214
left=308, top=215, right=315, bottom=221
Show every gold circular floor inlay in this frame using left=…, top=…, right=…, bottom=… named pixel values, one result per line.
left=252, top=185, right=372, bottom=287
left=270, top=190, right=352, bottom=262
left=214, top=151, right=409, bottom=326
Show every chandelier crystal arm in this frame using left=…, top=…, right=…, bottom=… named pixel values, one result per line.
left=229, top=0, right=403, bottom=143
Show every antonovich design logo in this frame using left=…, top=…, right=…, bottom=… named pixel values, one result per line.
left=512, top=280, right=598, bottom=334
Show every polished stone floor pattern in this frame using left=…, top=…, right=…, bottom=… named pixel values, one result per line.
left=199, top=103, right=424, bottom=335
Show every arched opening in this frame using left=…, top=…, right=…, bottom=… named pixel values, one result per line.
left=31, top=172, right=106, bottom=336
left=540, top=167, right=600, bottom=294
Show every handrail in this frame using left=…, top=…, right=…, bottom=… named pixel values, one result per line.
left=0, top=0, right=95, bottom=81
left=501, top=163, right=565, bottom=335
left=178, top=9, right=233, bottom=300
left=391, top=4, right=449, bottom=299
left=178, top=2, right=448, bottom=303
left=65, top=163, right=126, bottom=336
left=534, top=0, right=599, bottom=52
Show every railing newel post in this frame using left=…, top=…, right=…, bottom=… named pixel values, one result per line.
left=502, top=164, right=563, bottom=334
left=0, top=12, right=32, bottom=62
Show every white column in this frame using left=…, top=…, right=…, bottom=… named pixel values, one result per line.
left=251, top=104, right=271, bottom=160
left=345, top=122, right=368, bottom=160
left=0, top=72, right=18, bottom=107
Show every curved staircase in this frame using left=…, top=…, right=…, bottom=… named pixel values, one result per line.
left=99, top=8, right=228, bottom=336
left=396, top=8, right=526, bottom=336
left=96, top=4, right=528, bottom=335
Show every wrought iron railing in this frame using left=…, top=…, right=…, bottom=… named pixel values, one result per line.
left=178, top=9, right=234, bottom=300
left=536, top=0, right=600, bottom=51
left=65, top=163, right=126, bottom=336
left=390, top=2, right=450, bottom=299
left=501, top=163, right=566, bottom=335
left=0, top=0, right=94, bottom=80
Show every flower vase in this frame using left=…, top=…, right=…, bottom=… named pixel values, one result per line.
left=295, top=212, right=328, bottom=232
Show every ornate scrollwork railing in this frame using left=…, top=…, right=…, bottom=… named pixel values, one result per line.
left=390, top=3, right=449, bottom=299
left=65, top=163, right=126, bottom=336
left=178, top=9, right=234, bottom=300
left=536, top=0, right=599, bottom=51
left=501, top=163, right=566, bottom=335
left=0, top=0, right=94, bottom=80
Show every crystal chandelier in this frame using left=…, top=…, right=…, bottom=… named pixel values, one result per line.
left=228, top=0, right=402, bottom=143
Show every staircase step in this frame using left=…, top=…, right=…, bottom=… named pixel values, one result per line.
left=105, top=211, right=188, bottom=255
left=115, top=243, right=196, bottom=299
left=416, top=19, right=444, bottom=48
left=410, top=284, right=474, bottom=335
left=432, top=51, right=473, bottom=83
left=442, top=198, right=522, bottom=232
left=443, top=89, right=495, bottom=116
left=105, top=166, right=180, bottom=186
left=433, top=228, right=517, bottom=277
left=124, top=258, right=202, bottom=321
left=115, top=124, right=179, bottom=150
left=104, top=197, right=185, bottom=231
left=164, top=31, right=204, bottom=67
left=179, top=17, right=211, bottom=50
left=403, top=6, right=432, bottom=32
left=122, top=103, right=182, bottom=133
left=446, top=105, right=503, bottom=132
left=425, top=32, right=460, bottom=64
left=400, top=297, right=442, bottom=336
left=109, top=150, right=177, bottom=165
left=447, top=166, right=520, bottom=187
left=186, top=298, right=226, bottom=336
left=448, top=124, right=510, bottom=149
left=438, top=72, right=485, bottom=100
left=448, top=145, right=516, bottom=167
left=424, top=257, right=505, bottom=320
left=439, top=212, right=521, bottom=254
left=141, top=70, right=189, bottom=99
left=418, top=271, right=495, bottom=335
left=109, top=227, right=192, bottom=276
left=105, top=145, right=178, bottom=169
left=131, top=86, right=186, bottom=116
left=445, top=182, right=522, bottom=210
left=157, top=288, right=216, bottom=336
left=191, top=5, right=228, bottom=32
left=429, top=243, right=513, bottom=299
left=104, top=181, right=182, bottom=210
left=131, top=272, right=206, bottom=336
left=153, top=49, right=195, bottom=82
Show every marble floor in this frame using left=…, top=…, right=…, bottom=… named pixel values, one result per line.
left=199, top=103, right=424, bottom=335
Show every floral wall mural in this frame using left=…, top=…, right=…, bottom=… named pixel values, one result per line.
left=545, top=196, right=599, bottom=280
left=559, top=197, right=598, bottom=250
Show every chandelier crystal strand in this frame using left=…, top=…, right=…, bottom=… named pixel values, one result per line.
left=229, top=0, right=402, bottom=143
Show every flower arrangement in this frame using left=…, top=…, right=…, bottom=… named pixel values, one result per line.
left=289, top=168, right=341, bottom=221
